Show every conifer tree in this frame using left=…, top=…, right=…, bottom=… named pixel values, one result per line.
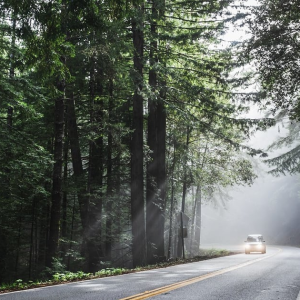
left=244, top=0, right=300, bottom=175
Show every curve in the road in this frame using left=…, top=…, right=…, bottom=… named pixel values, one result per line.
left=120, top=248, right=282, bottom=300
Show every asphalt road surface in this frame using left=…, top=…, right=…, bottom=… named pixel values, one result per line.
left=1, top=245, right=300, bottom=300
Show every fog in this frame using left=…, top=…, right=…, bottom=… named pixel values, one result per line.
left=201, top=118, right=300, bottom=247
left=200, top=0, right=300, bottom=249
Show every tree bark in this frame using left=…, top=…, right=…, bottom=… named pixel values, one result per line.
left=189, top=186, right=196, bottom=256
left=106, top=79, right=114, bottom=260
left=7, top=15, right=16, bottom=130
left=167, top=135, right=176, bottom=259
left=131, top=4, right=146, bottom=268
left=194, top=185, right=202, bottom=255
left=61, top=127, right=69, bottom=264
left=84, top=61, right=105, bottom=271
left=177, top=127, right=190, bottom=258
left=66, top=92, right=88, bottom=228
left=46, top=80, right=65, bottom=268
left=29, top=198, right=36, bottom=279
left=146, top=0, right=158, bottom=264
left=46, top=0, right=68, bottom=269
left=156, top=71, right=167, bottom=262
left=146, top=0, right=166, bottom=265
left=62, top=115, right=69, bottom=240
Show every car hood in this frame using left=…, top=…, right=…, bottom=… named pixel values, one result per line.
left=246, top=242, right=264, bottom=245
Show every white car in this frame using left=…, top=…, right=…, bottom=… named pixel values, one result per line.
left=244, top=234, right=266, bottom=254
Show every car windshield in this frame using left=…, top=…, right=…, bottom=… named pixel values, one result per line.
left=247, top=236, right=263, bottom=242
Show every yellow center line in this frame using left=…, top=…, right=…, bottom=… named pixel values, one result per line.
left=120, top=248, right=282, bottom=300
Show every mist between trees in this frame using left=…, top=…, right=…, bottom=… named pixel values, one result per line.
left=0, top=0, right=295, bottom=285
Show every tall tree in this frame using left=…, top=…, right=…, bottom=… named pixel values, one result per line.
left=43, top=0, right=69, bottom=268
left=146, top=0, right=167, bottom=264
left=85, top=53, right=105, bottom=272
left=131, top=2, right=146, bottom=268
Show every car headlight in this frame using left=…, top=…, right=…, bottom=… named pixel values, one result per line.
left=245, top=244, right=250, bottom=248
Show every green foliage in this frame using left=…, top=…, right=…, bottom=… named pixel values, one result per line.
left=45, top=257, right=67, bottom=275
left=0, top=278, right=48, bottom=292
left=263, top=118, right=300, bottom=175
left=52, top=271, right=92, bottom=282
left=243, top=0, right=300, bottom=175
left=0, top=0, right=268, bottom=286
left=245, top=0, right=300, bottom=118
left=95, top=268, right=128, bottom=277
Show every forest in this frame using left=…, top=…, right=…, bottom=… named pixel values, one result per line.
left=0, top=0, right=298, bottom=285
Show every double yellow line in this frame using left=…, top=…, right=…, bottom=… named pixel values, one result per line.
left=120, top=248, right=282, bottom=300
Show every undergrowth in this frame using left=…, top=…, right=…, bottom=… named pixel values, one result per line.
left=0, top=248, right=238, bottom=294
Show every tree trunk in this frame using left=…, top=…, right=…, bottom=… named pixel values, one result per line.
left=7, top=15, right=16, bottom=129
left=14, top=211, right=23, bottom=276
left=146, top=0, right=158, bottom=264
left=67, top=195, right=76, bottom=270
left=106, top=79, right=114, bottom=260
left=189, top=186, right=196, bottom=256
left=29, top=198, right=36, bottom=279
left=194, top=185, right=202, bottom=255
left=192, top=141, right=208, bottom=255
left=61, top=128, right=69, bottom=264
left=177, top=127, right=190, bottom=258
left=167, top=135, right=176, bottom=259
left=112, top=125, right=123, bottom=264
left=0, top=16, right=16, bottom=281
left=156, top=70, right=167, bottom=262
left=46, top=0, right=68, bottom=269
left=131, top=4, right=146, bottom=268
left=46, top=80, right=65, bottom=268
left=146, top=0, right=166, bottom=265
left=66, top=92, right=88, bottom=228
left=0, top=233, right=7, bottom=284
left=84, top=57, right=104, bottom=272
left=86, top=121, right=104, bottom=273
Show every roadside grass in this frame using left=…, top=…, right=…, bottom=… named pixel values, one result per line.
left=0, top=248, right=240, bottom=294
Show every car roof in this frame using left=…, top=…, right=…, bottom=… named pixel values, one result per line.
left=247, top=234, right=263, bottom=237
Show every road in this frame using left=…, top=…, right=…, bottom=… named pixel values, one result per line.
left=1, top=245, right=300, bottom=300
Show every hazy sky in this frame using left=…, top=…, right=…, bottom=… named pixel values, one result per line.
left=201, top=93, right=300, bottom=247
